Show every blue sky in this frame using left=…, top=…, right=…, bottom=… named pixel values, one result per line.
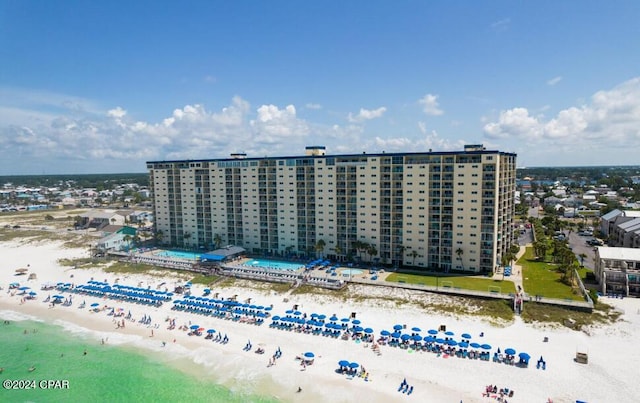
left=1, top=1, right=639, bottom=174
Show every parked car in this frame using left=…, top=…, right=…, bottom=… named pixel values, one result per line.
left=586, top=238, right=603, bottom=246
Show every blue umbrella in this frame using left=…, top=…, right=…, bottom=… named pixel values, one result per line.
left=304, top=352, right=315, bottom=358
left=519, top=352, right=531, bottom=361
left=353, top=326, right=364, bottom=333
left=330, top=316, right=339, bottom=322
left=445, top=331, right=454, bottom=336
left=401, top=334, right=411, bottom=341
left=411, top=334, right=422, bottom=341
left=364, top=328, right=373, bottom=334
left=428, top=329, right=438, bottom=335
left=461, top=333, right=472, bottom=339
left=341, top=318, right=350, bottom=323
left=436, top=338, right=445, bottom=344
left=380, top=330, right=391, bottom=336
left=411, top=327, right=421, bottom=332
left=338, top=360, right=350, bottom=367
left=391, top=331, right=401, bottom=338
left=285, top=310, right=294, bottom=314
left=481, top=344, right=492, bottom=350
left=352, top=319, right=361, bottom=325
left=207, top=329, right=216, bottom=334
left=424, top=336, right=436, bottom=342
left=293, top=311, right=302, bottom=316
left=348, top=362, right=359, bottom=369
left=18, top=286, right=30, bottom=290
left=447, top=339, right=457, bottom=346
left=393, top=324, right=403, bottom=330
left=53, top=295, right=64, bottom=299
left=317, top=314, right=326, bottom=320
left=505, top=348, right=516, bottom=355
left=90, top=303, right=100, bottom=307
left=470, top=342, right=481, bottom=348
left=190, top=324, right=200, bottom=330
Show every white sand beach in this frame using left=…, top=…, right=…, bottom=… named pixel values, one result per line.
left=1, top=239, right=640, bottom=403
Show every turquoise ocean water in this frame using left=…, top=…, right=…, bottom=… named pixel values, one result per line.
left=0, top=317, right=278, bottom=403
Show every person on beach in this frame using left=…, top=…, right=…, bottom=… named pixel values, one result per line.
left=297, top=387, right=302, bottom=393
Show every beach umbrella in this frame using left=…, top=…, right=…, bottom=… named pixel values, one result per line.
left=428, top=329, right=438, bottom=335
left=435, top=338, right=445, bottom=344
left=90, top=303, right=100, bottom=307
left=190, top=324, right=200, bottom=330
left=391, top=332, right=401, bottom=339
left=207, top=329, right=216, bottom=334
left=447, top=339, right=457, bottom=346
left=272, top=316, right=281, bottom=321
left=364, top=328, right=373, bottom=334
left=400, top=334, right=411, bottom=341
left=470, top=342, right=481, bottom=349
left=424, top=336, right=436, bottom=343
left=411, top=334, right=422, bottom=342
left=293, top=311, right=302, bottom=316
left=341, top=318, right=350, bottom=323
left=330, top=315, right=339, bottom=322
left=18, top=286, right=30, bottom=290
left=285, top=310, right=294, bottom=314
left=481, top=344, right=492, bottom=350
left=519, top=352, right=530, bottom=360
left=461, top=333, right=472, bottom=339
left=380, top=330, right=391, bottom=336
left=458, top=341, right=469, bottom=348
left=411, top=327, right=421, bottom=332
left=353, top=326, right=363, bottom=333
left=445, top=331, right=454, bottom=336
left=310, top=313, right=319, bottom=318
left=304, top=352, right=315, bottom=358
left=338, top=360, right=350, bottom=367
left=393, top=324, right=403, bottom=331
left=352, top=319, right=361, bottom=325
left=53, top=295, right=64, bottom=299
left=317, top=314, right=326, bottom=320
left=505, top=348, right=516, bottom=355
left=348, top=362, right=359, bottom=369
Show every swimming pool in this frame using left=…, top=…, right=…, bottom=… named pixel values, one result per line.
left=154, top=250, right=201, bottom=260
left=243, top=259, right=302, bottom=271
left=341, top=269, right=364, bottom=277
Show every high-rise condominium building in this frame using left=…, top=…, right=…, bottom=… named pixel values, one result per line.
left=147, top=145, right=517, bottom=273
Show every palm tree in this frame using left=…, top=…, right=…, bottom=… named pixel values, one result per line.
left=333, top=245, right=343, bottom=262
left=578, top=253, right=587, bottom=267
left=366, top=244, right=378, bottom=264
left=183, top=232, right=191, bottom=247
left=455, top=248, right=464, bottom=271
left=315, top=239, right=326, bottom=258
left=409, top=250, right=419, bottom=266
left=154, top=230, right=164, bottom=245
left=213, top=233, right=223, bottom=249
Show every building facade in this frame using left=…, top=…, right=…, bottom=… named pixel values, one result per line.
left=594, top=247, right=640, bottom=297
left=146, top=145, right=517, bottom=273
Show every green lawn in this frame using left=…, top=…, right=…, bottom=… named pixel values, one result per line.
left=520, top=247, right=583, bottom=300
left=385, top=272, right=516, bottom=294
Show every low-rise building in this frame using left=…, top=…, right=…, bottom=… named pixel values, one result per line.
left=594, top=247, right=640, bottom=297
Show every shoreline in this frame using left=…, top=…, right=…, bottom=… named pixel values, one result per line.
left=2, top=239, right=640, bottom=403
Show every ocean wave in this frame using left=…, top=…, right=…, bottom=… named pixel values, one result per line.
left=52, top=318, right=143, bottom=345
left=0, top=309, right=44, bottom=322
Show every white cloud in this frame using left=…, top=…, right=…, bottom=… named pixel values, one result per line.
left=547, top=76, right=563, bottom=86
left=418, top=94, right=444, bottom=116
left=483, top=77, right=640, bottom=148
left=348, top=106, right=387, bottom=122
left=491, top=18, right=511, bottom=32
left=250, top=104, right=309, bottom=142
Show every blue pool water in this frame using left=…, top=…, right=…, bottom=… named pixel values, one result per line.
left=155, top=250, right=201, bottom=260
left=243, top=259, right=302, bottom=271
left=341, top=269, right=364, bottom=276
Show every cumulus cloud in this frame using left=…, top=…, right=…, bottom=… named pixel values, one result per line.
left=348, top=106, right=387, bottom=122
left=250, top=104, right=309, bottom=143
left=547, top=76, right=563, bottom=86
left=483, top=77, right=640, bottom=148
left=418, top=94, right=444, bottom=116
